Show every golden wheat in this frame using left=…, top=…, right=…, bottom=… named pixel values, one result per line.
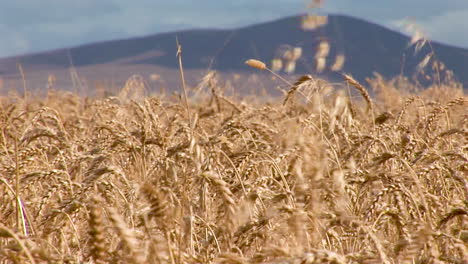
left=0, top=70, right=466, bottom=264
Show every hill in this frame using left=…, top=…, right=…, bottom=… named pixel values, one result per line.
left=0, top=14, right=467, bottom=93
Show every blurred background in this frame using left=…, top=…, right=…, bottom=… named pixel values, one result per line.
left=1, top=0, right=467, bottom=57
left=0, top=0, right=466, bottom=95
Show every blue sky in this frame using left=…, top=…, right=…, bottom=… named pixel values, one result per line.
left=1, top=0, right=467, bottom=57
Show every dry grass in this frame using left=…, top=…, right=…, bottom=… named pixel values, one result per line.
left=0, top=71, right=466, bottom=264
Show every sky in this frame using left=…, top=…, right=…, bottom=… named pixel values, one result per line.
left=1, top=0, right=467, bottom=58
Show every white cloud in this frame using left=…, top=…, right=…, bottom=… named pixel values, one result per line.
left=418, top=9, right=468, bottom=48
left=387, top=9, right=468, bottom=48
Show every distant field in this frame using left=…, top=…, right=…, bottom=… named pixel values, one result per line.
left=0, top=70, right=466, bottom=263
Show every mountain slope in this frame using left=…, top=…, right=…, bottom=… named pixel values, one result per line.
left=0, top=14, right=467, bottom=90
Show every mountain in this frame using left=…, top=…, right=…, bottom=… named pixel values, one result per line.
left=0, top=14, right=467, bottom=94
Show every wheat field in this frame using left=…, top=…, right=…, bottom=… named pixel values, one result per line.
left=0, top=70, right=466, bottom=264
